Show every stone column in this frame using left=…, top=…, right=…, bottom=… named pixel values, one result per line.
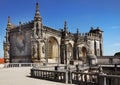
left=4, top=42, right=10, bottom=63
left=60, top=44, right=65, bottom=64
left=40, top=40, right=46, bottom=64
left=65, top=39, right=70, bottom=69
left=113, top=78, right=119, bottom=85
left=32, top=41, right=38, bottom=63
left=64, top=39, right=71, bottom=84
left=98, top=66, right=106, bottom=85
left=98, top=74, right=107, bottom=85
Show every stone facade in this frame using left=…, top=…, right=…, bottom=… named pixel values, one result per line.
left=4, top=3, right=103, bottom=64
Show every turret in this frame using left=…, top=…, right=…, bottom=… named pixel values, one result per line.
left=89, top=27, right=103, bottom=56
left=89, top=27, right=103, bottom=38
left=33, top=2, right=43, bottom=38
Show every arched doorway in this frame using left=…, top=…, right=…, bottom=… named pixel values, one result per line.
left=68, top=43, right=73, bottom=60
left=82, top=47, right=87, bottom=57
left=82, top=47, right=87, bottom=63
left=48, top=37, right=59, bottom=63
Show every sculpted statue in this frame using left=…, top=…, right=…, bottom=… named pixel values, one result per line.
left=42, top=45, right=45, bottom=53
left=5, top=45, right=10, bottom=58
left=33, top=42, right=38, bottom=58
left=4, top=43, right=10, bottom=63
left=87, top=47, right=92, bottom=54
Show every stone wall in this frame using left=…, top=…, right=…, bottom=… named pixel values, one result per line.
left=97, top=56, right=120, bottom=64
left=10, top=29, right=32, bottom=63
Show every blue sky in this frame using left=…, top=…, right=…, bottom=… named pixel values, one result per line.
left=0, top=0, right=120, bottom=57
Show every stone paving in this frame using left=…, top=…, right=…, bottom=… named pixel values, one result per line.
left=0, top=66, right=75, bottom=85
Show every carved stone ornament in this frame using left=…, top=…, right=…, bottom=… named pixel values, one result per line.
left=42, top=45, right=45, bottom=53
left=33, top=42, right=38, bottom=58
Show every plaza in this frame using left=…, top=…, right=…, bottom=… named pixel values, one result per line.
left=0, top=65, right=75, bottom=85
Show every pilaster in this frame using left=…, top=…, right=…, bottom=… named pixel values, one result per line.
left=4, top=42, right=10, bottom=63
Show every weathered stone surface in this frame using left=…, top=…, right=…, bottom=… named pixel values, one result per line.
left=4, top=3, right=103, bottom=63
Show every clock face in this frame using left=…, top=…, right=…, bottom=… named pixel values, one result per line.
left=16, top=33, right=25, bottom=53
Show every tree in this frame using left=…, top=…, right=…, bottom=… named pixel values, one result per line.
left=114, top=52, right=120, bottom=56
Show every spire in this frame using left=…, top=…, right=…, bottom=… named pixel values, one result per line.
left=8, top=16, right=10, bottom=24
left=77, top=28, right=79, bottom=34
left=19, top=21, right=22, bottom=28
left=91, top=27, right=94, bottom=30
left=64, top=21, right=68, bottom=32
left=18, top=22, right=22, bottom=32
left=36, top=2, right=39, bottom=13
left=34, top=2, right=41, bottom=21
left=7, top=16, right=11, bottom=29
left=5, top=16, right=11, bottom=42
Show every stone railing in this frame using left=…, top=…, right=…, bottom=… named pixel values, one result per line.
left=31, top=69, right=66, bottom=83
left=34, top=66, right=56, bottom=71
left=4, top=63, right=39, bottom=68
left=98, top=64, right=120, bottom=75
left=31, top=67, right=99, bottom=84
left=72, top=72, right=98, bottom=85
left=97, top=56, right=120, bottom=65
left=3, top=63, right=61, bottom=68
left=99, top=74, right=120, bottom=85
left=31, top=67, right=120, bottom=85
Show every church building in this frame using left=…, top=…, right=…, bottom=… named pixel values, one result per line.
left=4, top=3, right=103, bottom=64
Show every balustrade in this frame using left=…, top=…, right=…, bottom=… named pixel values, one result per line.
left=99, top=74, right=120, bottom=85
left=31, top=66, right=120, bottom=85
left=72, top=72, right=98, bottom=85
left=4, top=63, right=37, bottom=68
left=31, top=69, right=66, bottom=83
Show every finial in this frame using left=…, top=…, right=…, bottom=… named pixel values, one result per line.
left=34, top=2, right=41, bottom=21
left=64, top=21, right=68, bottom=32
left=35, top=2, right=40, bottom=16
left=19, top=22, right=22, bottom=27
left=77, top=28, right=79, bottom=34
left=18, top=21, right=22, bottom=32
left=8, top=16, right=10, bottom=23
left=91, top=27, right=94, bottom=30
left=7, top=16, right=11, bottom=29
left=19, top=21, right=21, bottom=24
left=99, top=66, right=103, bottom=74
left=97, top=27, right=99, bottom=29
left=36, top=2, right=39, bottom=13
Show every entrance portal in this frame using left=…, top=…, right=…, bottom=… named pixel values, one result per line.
left=48, top=37, right=59, bottom=63
left=82, top=47, right=87, bottom=63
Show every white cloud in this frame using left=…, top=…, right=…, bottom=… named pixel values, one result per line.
left=111, top=26, right=120, bottom=30
left=112, top=43, right=120, bottom=46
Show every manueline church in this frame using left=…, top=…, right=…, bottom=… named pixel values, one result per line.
left=4, top=3, right=103, bottom=64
